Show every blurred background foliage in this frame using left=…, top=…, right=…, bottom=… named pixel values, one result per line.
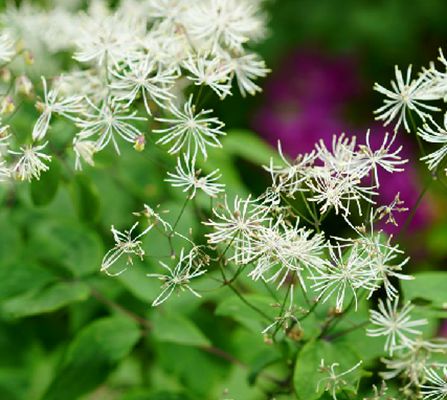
left=1, top=1, right=447, bottom=399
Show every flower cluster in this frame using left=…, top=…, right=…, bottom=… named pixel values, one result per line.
left=0, top=0, right=269, bottom=180
left=375, top=49, right=447, bottom=176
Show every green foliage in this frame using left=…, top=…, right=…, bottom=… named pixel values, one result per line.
left=1, top=281, right=90, bottom=318
left=293, top=340, right=361, bottom=400
left=402, top=271, right=447, bottom=308
left=151, top=312, right=211, bottom=347
left=30, top=159, right=61, bottom=206
left=215, top=292, right=275, bottom=332
left=70, top=174, right=101, bottom=224
left=28, top=220, right=104, bottom=278
left=43, top=316, right=141, bottom=400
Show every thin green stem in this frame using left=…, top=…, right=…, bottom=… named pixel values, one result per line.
left=171, top=196, right=190, bottom=233
left=272, top=282, right=293, bottom=339
left=326, top=320, right=370, bottom=341
left=281, top=194, right=314, bottom=225
left=396, top=179, right=432, bottom=241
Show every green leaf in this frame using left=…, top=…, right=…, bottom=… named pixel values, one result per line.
left=224, top=129, right=281, bottom=166
left=120, top=391, right=191, bottom=400
left=117, top=262, right=159, bottom=303
left=30, top=158, right=61, bottom=206
left=293, top=340, right=361, bottom=400
left=151, top=312, right=211, bottom=347
left=70, top=175, right=101, bottom=223
left=44, top=316, right=141, bottom=400
left=248, top=348, right=282, bottom=385
left=0, top=213, right=22, bottom=267
left=1, top=281, right=90, bottom=318
left=402, top=272, right=447, bottom=308
left=28, top=221, right=103, bottom=277
left=215, top=293, right=274, bottom=332
left=0, top=262, right=55, bottom=302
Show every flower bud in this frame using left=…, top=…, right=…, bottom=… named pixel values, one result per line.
left=15, top=75, right=33, bottom=97
left=35, top=100, right=45, bottom=113
left=134, top=135, right=146, bottom=152
left=0, top=68, right=11, bottom=83
left=23, top=50, right=34, bottom=65
left=0, top=96, right=15, bottom=115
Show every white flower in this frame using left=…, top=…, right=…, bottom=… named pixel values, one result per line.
left=74, top=14, right=140, bottom=66
left=317, top=359, right=363, bottom=400
left=374, top=65, right=440, bottom=133
left=265, top=142, right=316, bottom=197
left=421, top=367, right=447, bottom=400
left=101, top=222, right=154, bottom=277
left=367, top=236, right=412, bottom=300
left=248, top=219, right=327, bottom=288
left=73, top=138, right=96, bottom=170
left=148, top=0, right=188, bottom=31
left=419, top=49, right=447, bottom=102
left=381, top=338, right=447, bottom=386
left=204, top=195, right=269, bottom=264
left=226, top=52, right=270, bottom=97
left=0, top=33, right=15, bottom=63
left=55, top=70, right=109, bottom=104
left=342, top=220, right=413, bottom=300
left=9, top=142, right=51, bottom=182
left=110, top=55, right=177, bottom=115
left=32, top=77, right=84, bottom=141
left=357, top=130, right=407, bottom=186
left=310, top=242, right=378, bottom=312
left=367, top=297, right=428, bottom=355
left=155, top=95, right=225, bottom=159
left=306, top=170, right=377, bottom=217
left=147, top=247, right=207, bottom=306
left=186, top=0, right=265, bottom=53
left=183, top=55, right=232, bottom=99
left=315, top=134, right=361, bottom=176
left=77, top=98, right=146, bottom=154
left=418, top=115, right=447, bottom=173
left=166, top=154, right=225, bottom=198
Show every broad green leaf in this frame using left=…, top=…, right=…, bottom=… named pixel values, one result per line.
left=155, top=342, right=225, bottom=397
left=151, top=312, right=211, bottom=347
left=120, top=391, right=192, bottom=400
left=70, top=175, right=101, bottom=224
left=293, top=340, right=361, bottom=400
left=44, top=316, right=141, bottom=400
left=0, top=367, right=28, bottom=400
left=0, top=213, right=21, bottom=267
left=28, top=221, right=103, bottom=277
left=215, top=293, right=275, bottom=333
left=1, top=281, right=90, bottom=318
left=30, top=158, right=61, bottom=206
left=248, top=348, right=282, bottom=385
left=117, top=262, right=160, bottom=303
left=402, top=272, right=447, bottom=308
left=0, top=262, right=55, bottom=302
